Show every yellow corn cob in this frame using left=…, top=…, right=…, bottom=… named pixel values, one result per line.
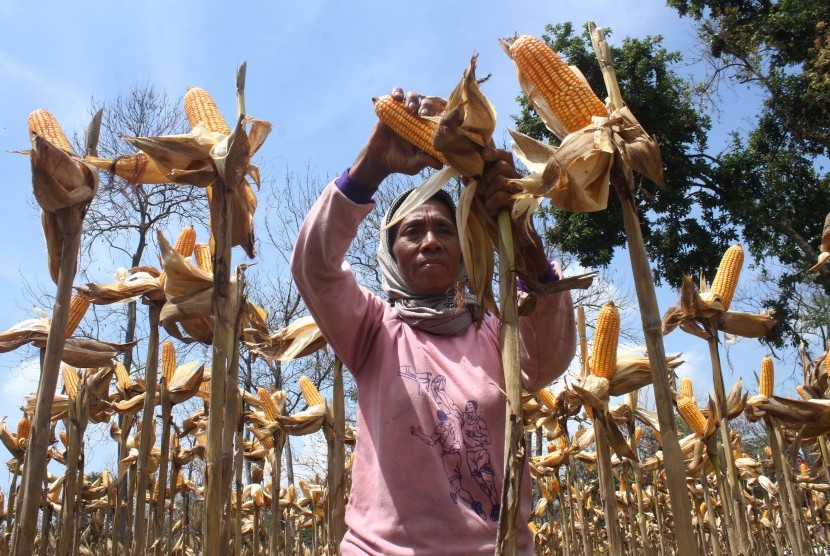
left=799, top=462, right=809, bottom=476
left=298, top=376, right=325, bottom=407
left=796, top=385, right=810, bottom=400
left=700, top=502, right=707, bottom=516
left=505, top=34, right=607, bottom=135
left=63, top=364, right=80, bottom=400
left=183, top=87, right=231, bottom=135
left=373, top=95, right=447, bottom=163
left=536, top=387, right=556, bottom=411
left=528, top=522, right=538, bottom=535
left=590, top=301, right=620, bottom=378
left=28, top=108, right=75, bottom=154
left=173, top=226, right=197, bottom=258
left=759, top=356, right=774, bottom=398
left=16, top=415, right=31, bottom=449
left=65, top=294, right=91, bottom=337
left=258, top=387, right=280, bottom=421
left=115, top=361, right=132, bottom=390
left=679, top=376, right=694, bottom=398
left=633, top=426, right=643, bottom=447
left=550, top=477, right=560, bottom=498
left=161, top=339, right=176, bottom=384
left=194, top=243, right=213, bottom=273
left=710, top=244, right=744, bottom=311
left=59, top=431, right=69, bottom=448
left=763, top=446, right=772, bottom=457
left=677, top=395, right=706, bottom=435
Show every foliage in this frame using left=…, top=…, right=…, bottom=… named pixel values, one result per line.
left=513, top=17, right=830, bottom=347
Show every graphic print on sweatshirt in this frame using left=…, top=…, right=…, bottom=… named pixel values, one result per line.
left=400, top=366, right=501, bottom=522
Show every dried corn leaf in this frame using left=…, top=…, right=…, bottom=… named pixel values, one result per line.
left=381, top=165, right=459, bottom=231
left=84, top=153, right=168, bottom=185
left=608, top=353, right=683, bottom=397
left=76, top=268, right=164, bottom=304
left=0, top=317, right=50, bottom=353
left=609, top=106, right=664, bottom=187
left=167, top=361, right=206, bottom=404
left=433, top=55, right=497, bottom=177
left=29, top=135, right=98, bottom=213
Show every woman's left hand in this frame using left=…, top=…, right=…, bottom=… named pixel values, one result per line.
left=477, top=148, right=551, bottom=281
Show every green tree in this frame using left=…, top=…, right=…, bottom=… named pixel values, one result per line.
left=513, top=18, right=830, bottom=348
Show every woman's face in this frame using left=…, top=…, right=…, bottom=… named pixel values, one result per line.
left=392, top=199, right=462, bottom=297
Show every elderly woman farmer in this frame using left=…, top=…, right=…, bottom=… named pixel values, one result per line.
left=291, top=88, right=576, bottom=555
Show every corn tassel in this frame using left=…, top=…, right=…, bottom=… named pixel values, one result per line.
left=590, top=301, right=620, bottom=378
left=161, top=340, right=176, bottom=384
left=298, top=376, right=325, bottom=407
left=373, top=95, right=446, bottom=163
left=503, top=34, right=606, bottom=134
left=677, top=395, right=706, bottom=435
left=27, top=108, right=75, bottom=154
left=65, top=294, right=91, bottom=337
left=183, top=87, right=231, bottom=135
left=759, top=356, right=774, bottom=398
left=710, top=244, right=744, bottom=311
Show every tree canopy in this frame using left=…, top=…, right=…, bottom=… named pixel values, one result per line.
left=514, top=7, right=830, bottom=349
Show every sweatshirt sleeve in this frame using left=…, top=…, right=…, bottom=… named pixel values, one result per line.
left=517, top=261, right=577, bottom=392
left=290, top=181, right=388, bottom=372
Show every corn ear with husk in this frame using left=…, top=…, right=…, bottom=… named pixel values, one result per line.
left=373, top=95, right=447, bottom=163
left=808, top=211, right=830, bottom=273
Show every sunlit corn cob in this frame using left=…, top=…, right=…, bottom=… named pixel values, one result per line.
left=536, top=387, right=556, bottom=411
left=63, top=364, right=80, bottom=400
left=710, top=244, right=744, bottom=311
left=759, top=356, right=774, bottom=398
left=183, top=87, right=231, bottom=135
left=373, top=95, right=446, bottom=163
left=505, top=34, right=607, bottom=134
left=59, top=431, right=69, bottom=448
left=796, top=385, right=810, bottom=400
left=160, top=226, right=198, bottom=288
left=556, top=434, right=568, bottom=452
left=633, top=426, right=642, bottom=447
left=763, top=446, right=772, bottom=457
left=115, top=361, right=132, bottom=390
left=590, top=301, right=620, bottom=378
left=65, top=293, right=91, bottom=337
left=16, top=415, right=31, bottom=450
left=528, top=522, right=538, bottom=535
left=699, top=502, right=707, bottom=516
left=299, top=376, right=325, bottom=407
left=194, top=243, right=213, bottom=273
left=677, top=395, right=706, bottom=435
left=161, top=339, right=176, bottom=384
left=28, top=108, right=75, bottom=154
left=679, top=376, right=693, bottom=398
left=258, top=388, right=280, bottom=421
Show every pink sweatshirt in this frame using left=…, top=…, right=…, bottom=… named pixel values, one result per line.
left=291, top=182, right=576, bottom=555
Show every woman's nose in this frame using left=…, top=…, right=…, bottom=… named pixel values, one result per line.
left=421, top=228, right=442, bottom=249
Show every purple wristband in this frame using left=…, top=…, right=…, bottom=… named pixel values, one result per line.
left=517, top=259, right=559, bottom=292
left=335, top=168, right=376, bottom=204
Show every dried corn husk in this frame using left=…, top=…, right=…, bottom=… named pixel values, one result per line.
left=244, top=313, right=327, bottom=362
left=662, top=275, right=777, bottom=340
left=76, top=267, right=164, bottom=304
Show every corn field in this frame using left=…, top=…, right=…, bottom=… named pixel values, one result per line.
left=1, top=25, right=829, bottom=556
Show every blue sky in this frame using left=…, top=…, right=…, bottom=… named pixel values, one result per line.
left=0, top=1, right=785, bottom=488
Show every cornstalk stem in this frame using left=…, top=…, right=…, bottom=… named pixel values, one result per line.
left=13, top=207, right=83, bottom=555
left=154, top=383, right=173, bottom=554
left=495, top=209, right=524, bottom=556
left=329, top=357, right=347, bottom=552
left=269, top=439, right=284, bottom=556
left=588, top=23, right=695, bottom=555
left=594, top=420, right=621, bottom=555
left=204, top=171, right=234, bottom=555
left=131, top=301, right=161, bottom=556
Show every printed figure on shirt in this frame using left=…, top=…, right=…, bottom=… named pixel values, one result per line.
left=462, top=400, right=500, bottom=521
left=409, top=410, right=486, bottom=518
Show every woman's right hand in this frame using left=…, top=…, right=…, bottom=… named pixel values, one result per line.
left=348, top=88, right=445, bottom=189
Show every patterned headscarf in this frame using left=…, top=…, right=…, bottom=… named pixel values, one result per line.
left=377, top=189, right=479, bottom=336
